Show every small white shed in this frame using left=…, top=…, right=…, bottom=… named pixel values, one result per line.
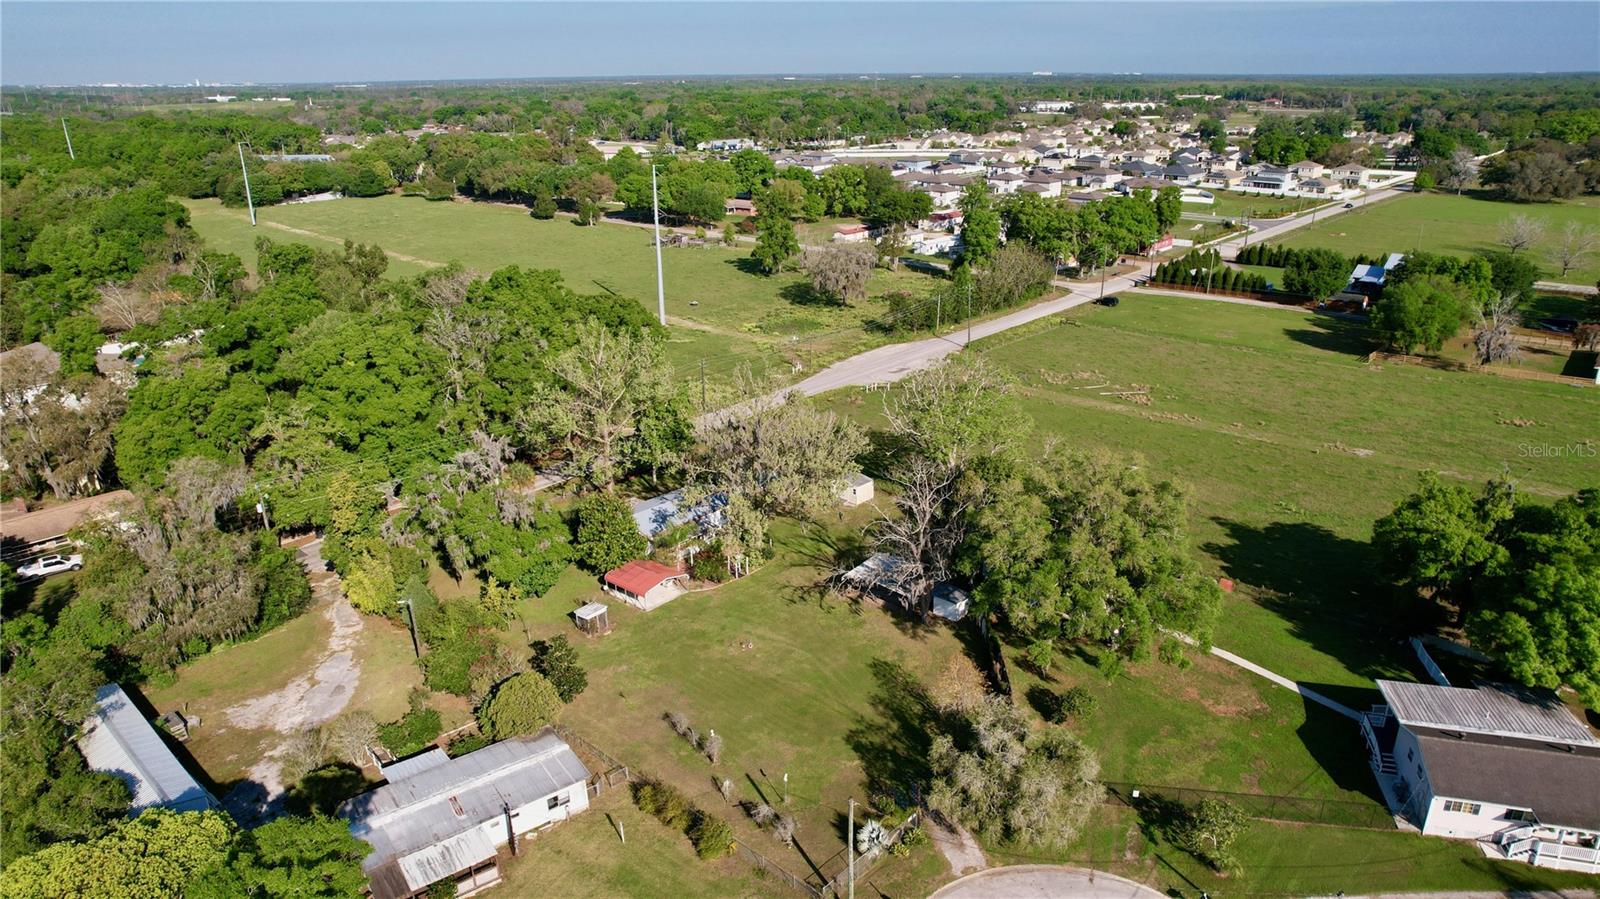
left=839, top=473, right=875, bottom=507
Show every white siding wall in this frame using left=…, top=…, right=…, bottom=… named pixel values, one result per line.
left=510, top=782, right=591, bottom=836
left=1421, top=796, right=1526, bottom=840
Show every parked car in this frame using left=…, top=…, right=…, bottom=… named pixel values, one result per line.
left=17, top=553, right=83, bottom=579
left=1096, top=295, right=1120, bottom=307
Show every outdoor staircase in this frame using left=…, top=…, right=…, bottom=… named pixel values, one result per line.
left=1363, top=705, right=1397, bottom=774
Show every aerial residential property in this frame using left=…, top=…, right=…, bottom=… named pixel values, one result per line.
left=1, top=2, right=1597, bottom=898
left=1364, top=681, right=1600, bottom=873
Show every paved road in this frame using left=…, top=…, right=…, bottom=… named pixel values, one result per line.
left=928, top=865, right=1166, bottom=899
left=786, top=187, right=1409, bottom=397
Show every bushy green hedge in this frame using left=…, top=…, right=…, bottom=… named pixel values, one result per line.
left=632, top=778, right=735, bottom=859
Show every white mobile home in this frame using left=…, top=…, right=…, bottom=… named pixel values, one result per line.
left=340, top=729, right=592, bottom=899
left=79, top=684, right=218, bottom=816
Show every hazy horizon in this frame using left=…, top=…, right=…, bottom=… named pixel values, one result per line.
left=4, top=2, right=1598, bottom=85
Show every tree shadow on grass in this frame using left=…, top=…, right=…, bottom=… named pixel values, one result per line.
left=779, top=281, right=850, bottom=309
left=1283, top=316, right=1377, bottom=357
left=1202, top=517, right=1414, bottom=681
left=726, top=256, right=768, bottom=277
left=846, top=658, right=943, bottom=806
left=786, top=520, right=872, bottom=578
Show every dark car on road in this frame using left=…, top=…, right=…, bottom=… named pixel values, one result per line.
left=1096, top=295, right=1120, bottom=307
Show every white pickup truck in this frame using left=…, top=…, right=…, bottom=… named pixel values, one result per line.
left=17, top=553, right=83, bottom=579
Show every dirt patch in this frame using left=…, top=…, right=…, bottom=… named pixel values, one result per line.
left=218, top=541, right=366, bottom=822
left=223, top=601, right=364, bottom=731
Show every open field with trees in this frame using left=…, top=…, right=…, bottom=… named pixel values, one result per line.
left=1269, top=192, right=1600, bottom=283
left=4, top=66, right=1599, bottom=897
left=501, top=512, right=970, bottom=893
left=830, top=293, right=1598, bottom=685
left=183, top=196, right=943, bottom=399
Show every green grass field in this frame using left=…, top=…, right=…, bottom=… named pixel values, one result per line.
left=508, top=510, right=968, bottom=892
left=182, top=196, right=943, bottom=402
left=987, top=805, right=1600, bottom=896
left=1270, top=191, right=1600, bottom=283
left=1190, top=191, right=1319, bottom=221
left=831, top=293, right=1599, bottom=686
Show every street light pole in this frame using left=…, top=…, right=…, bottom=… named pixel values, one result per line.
left=651, top=164, right=666, bottom=327
left=237, top=142, right=257, bottom=226
left=61, top=118, right=75, bottom=160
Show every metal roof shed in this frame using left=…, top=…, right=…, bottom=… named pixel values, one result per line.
left=573, top=602, right=610, bottom=635
left=78, top=684, right=216, bottom=815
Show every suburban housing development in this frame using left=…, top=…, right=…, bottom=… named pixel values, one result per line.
left=1, top=3, right=1598, bottom=898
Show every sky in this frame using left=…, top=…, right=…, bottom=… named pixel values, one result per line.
left=3, top=1, right=1598, bottom=85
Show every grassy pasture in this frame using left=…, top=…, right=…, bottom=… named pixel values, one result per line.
left=828, top=293, right=1598, bottom=685
left=1269, top=191, right=1600, bottom=283
left=1191, top=190, right=1319, bottom=220
left=181, top=195, right=942, bottom=400
left=508, top=510, right=967, bottom=892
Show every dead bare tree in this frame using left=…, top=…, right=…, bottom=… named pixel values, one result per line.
left=1442, top=147, right=1478, bottom=195
left=1498, top=214, right=1546, bottom=256
left=1550, top=221, right=1598, bottom=279
left=872, top=455, right=966, bottom=620
left=1472, top=292, right=1522, bottom=366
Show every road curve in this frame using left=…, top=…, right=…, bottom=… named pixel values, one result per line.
left=927, top=865, right=1166, bottom=899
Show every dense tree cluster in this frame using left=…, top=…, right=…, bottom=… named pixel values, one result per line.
left=1375, top=476, right=1599, bottom=708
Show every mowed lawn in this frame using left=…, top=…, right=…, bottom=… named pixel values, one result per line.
left=997, top=805, right=1600, bottom=896
left=508, top=512, right=967, bottom=891
left=833, top=294, right=1599, bottom=687
left=182, top=196, right=943, bottom=400
left=1190, top=190, right=1319, bottom=221
left=1270, top=191, right=1600, bottom=283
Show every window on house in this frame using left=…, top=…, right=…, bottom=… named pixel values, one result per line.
left=1442, top=800, right=1482, bottom=815
left=548, top=792, right=571, bottom=811
left=449, top=796, right=466, bottom=818
left=1503, top=809, right=1534, bottom=822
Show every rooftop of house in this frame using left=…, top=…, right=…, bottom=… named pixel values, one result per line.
left=1412, top=725, right=1600, bottom=831
left=341, top=730, right=591, bottom=898
left=604, top=559, right=687, bottom=596
left=1378, top=680, right=1599, bottom=747
left=79, top=684, right=214, bottom=815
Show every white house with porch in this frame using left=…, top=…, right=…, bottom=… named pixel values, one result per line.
left=1361, top=679, right=1600, bottom=873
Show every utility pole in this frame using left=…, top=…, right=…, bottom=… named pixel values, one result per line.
left=651, top=164, right=666, bottom=326
left=847, top=798, right=856, bottom=899
left=965, top=281, right=973, bottom=347
left=237, top=142, right=257, bottom=226
left=1099, top=256, right=1108, bottom=299
left=699, top=359, right=707, bottom=410
left=255, top=493, right=271, bottom=530
left=60, top=117, right=75, bottom=160
left=934, top=292, right=942, bottom=334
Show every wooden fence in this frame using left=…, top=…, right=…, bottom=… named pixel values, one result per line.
left=552, top=724, right=631, bottom=798
left=1366, top=351, right=1594, bottom=387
